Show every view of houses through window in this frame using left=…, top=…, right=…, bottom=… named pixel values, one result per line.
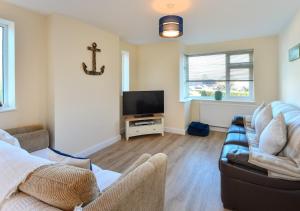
left=186, top=50, right=254, bottom=101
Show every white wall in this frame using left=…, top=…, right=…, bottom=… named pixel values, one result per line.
left=48, top=15, right=120, bottom=154
left=279, top=10, right=300, bottom=107
left=0, top=2, right=48, bottom=129
left=136, top=42, right=187, bottom=134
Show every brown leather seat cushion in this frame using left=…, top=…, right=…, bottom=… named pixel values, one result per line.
left=225, top=133, right=248, bottom=147
left=220, top=145, right=300, bottom=190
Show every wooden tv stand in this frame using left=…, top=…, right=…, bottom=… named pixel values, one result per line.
left=125, top=114, right=164, bottom=141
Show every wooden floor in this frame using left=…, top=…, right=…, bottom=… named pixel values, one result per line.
left=90, top=131, right=228, bottom=211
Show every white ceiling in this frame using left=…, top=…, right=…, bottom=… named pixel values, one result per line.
left=5, top=0, right=300, bottom=44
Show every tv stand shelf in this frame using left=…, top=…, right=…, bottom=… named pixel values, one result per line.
left=125, top=114, right=164, bottom=141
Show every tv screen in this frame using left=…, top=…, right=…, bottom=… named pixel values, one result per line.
left=123, top=91, right=164, bottom=116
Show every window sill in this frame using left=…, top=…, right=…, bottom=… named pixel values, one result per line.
left=0, top=107, right=16, bottom=113
left=190, top=97, right=256, bottom=105
left=179, top=97, right=192, bottom=103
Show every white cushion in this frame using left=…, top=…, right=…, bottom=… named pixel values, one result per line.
left=47, top=149, right=91, bottom=170
left=30, top=148, right=121, bottom=192
left=251, top=103, right=265, bottom=128
left=259, top=113, right=287, bottom=155
left=255, top=104, right=273, bottom=140
left=0, top=129, right=20, bottom=147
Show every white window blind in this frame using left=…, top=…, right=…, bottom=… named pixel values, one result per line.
left=186, top=50, right=254, bottom=101
left=0, top=26, right=3, bottom=106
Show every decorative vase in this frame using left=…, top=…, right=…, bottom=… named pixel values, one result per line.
left=215, top=91, right=223, bottom=101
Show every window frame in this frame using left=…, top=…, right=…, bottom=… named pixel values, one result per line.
left=185, top=49, right=254, bottom=102
left=0, top=18, right=15, bottom=112
left=121, top=51, right=130, bottom=94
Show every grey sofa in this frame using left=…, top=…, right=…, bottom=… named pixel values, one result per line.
left=2, top=126, right=168, bottom=211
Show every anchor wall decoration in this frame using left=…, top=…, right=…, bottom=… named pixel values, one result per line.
left=82, top=42, right=105, bottom=75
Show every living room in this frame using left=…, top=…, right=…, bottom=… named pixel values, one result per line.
left=0, top=0, right=300, bottom=210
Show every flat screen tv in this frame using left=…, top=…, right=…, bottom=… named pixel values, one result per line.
left=123, top=91, right=164, bottom=116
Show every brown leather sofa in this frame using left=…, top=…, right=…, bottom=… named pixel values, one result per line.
left=219, top=119, right=300, bottom=211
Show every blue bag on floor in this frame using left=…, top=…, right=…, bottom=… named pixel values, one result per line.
left=187, top=122, right=210, bottom=137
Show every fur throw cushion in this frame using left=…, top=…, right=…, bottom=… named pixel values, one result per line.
left=251, top=103, right=265, bottom=128
left=255, top=104, right=273, bottom=140
left=19, top=164, right=100, bottom=210
left=259, top=113, right=287, bottom=155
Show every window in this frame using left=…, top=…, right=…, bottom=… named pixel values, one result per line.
left=185, top=50, right=254, bottom=101
left=121, top=51, right=130, bottom=92
left=0, top=26, right=4, bottom=106
left=0, top=19, right=15, bottom=110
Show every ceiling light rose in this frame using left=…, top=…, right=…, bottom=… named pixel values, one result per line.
left=159, top=15, right=183, bottom=38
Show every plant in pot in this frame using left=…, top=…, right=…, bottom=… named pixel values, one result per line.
left=214, top=90, right=223, bottom=101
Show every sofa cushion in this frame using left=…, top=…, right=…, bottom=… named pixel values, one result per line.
left=284, top=110, right=300, bottom=125
left=225, top=133, right=248, bottom=147
left=255, top=104, right=273, bottom=140
left=271, top=101, right=299, bottom=118
left=227, top=124, right=246, bottom=134
left=251, top=103, right=265, bottom=128
left=19, top=164, right=100, bottom=210
left=259, top=113, right=287, bottom=155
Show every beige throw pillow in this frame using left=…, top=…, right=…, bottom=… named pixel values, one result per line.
left=251, top=103, right=265, bottom=128
left=19, top=164, right=100, bottom=210
left=259, top=113, right=287, bottom=155
left=255, top=104, right=273, bottom=140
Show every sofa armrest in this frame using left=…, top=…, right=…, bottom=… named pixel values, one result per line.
left=5, top=125, right=44, bottom=135
left=4, top=125, right=49, bottom=152
left=232, top=115, right=245, bottom=126
left=120, top=153, right=151, bottom=178
left=83, top=153, right=167, bottom=211
left=5, top=125, right=50, bottom=152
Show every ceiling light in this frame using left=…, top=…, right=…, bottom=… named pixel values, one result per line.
left=159, top=15, right=183, bottom=38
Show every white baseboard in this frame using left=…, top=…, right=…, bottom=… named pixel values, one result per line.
left=77, top=134, right=121, bottom=157
left=210, top=126, right=228, bottom=132
left=164, top=127, right=186, bottom=135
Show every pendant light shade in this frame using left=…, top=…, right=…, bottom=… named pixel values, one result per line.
left=159, top=15, right=183, bottom=38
